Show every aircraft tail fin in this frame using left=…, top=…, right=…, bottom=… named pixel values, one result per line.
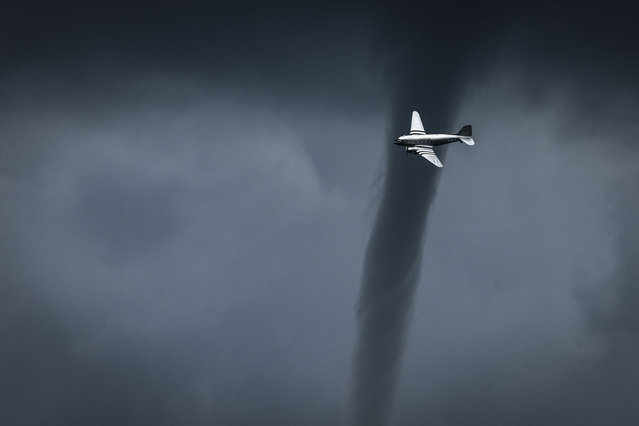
left=457, top=125, right=472, bottom=137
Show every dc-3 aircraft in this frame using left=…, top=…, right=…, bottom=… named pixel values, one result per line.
left=393, top=111, right=474, bottom=167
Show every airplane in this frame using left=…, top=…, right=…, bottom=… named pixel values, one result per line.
left=393, top=111, right=474, bottom=167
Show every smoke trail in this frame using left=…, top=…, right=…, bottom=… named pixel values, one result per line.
left=346, top=4, right=484, bottom=421
left=347, top=86, right=460, bottom=425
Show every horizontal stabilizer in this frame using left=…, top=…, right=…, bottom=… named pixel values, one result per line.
left=457, top=125, right=472, bottom=137
left=460, top=136, right=475, bottom=146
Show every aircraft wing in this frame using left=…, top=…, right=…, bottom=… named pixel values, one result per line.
left=410, top=111, right=426, bottom=135
left=414, top=146, right=443, bottom=167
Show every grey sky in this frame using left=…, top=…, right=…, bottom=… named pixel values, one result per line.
left=1, top=1, right=639, bottom=425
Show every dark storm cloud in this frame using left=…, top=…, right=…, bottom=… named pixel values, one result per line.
left=350, top=2, right=639, bottom=425
left=0, top=0, right=382, bottom=113
left=2, top=1, right=639, bottom=425
left=470, top=10, right=639, bottom=423
left=389, top=85, right=638, bottom=425
left=72, top=166, right=184, bottom=257
left=0, top=62, right=379, bottom=423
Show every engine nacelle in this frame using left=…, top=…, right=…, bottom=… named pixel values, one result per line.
left=405, top=147, right=418, bottom=154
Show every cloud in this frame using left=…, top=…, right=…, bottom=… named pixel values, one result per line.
left=0, top=74, right=377, bottom=424
left=1, top=2, right=639, bottom=425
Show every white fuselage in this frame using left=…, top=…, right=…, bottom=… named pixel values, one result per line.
left=394, top=133, right=463, bottom=147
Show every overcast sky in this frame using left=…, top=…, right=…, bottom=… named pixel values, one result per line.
left=1, top=1, right=638, bottom=425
